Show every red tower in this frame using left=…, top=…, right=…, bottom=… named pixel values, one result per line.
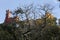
left=5, top=9, right=19, bottom=24
left=5, top=10, right=12, bottom=23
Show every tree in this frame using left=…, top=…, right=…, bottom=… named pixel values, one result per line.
left=37, top=4, right=55, bottom=27
left=41, top=25, right=60, bottom=40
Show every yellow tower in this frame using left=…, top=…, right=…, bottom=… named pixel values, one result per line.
left=45, top=12, right=54, bottom=19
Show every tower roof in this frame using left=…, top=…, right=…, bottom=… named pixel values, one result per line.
left=6, top=9, right=11, bottom=13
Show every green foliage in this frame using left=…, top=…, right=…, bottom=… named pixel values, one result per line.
left=41, top=26, right=60, bottom=40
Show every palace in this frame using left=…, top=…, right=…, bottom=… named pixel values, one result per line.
left=4, top=9, right=55, bottom=25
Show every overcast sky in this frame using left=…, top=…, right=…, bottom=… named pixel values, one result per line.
left=0, top=0, right=60, bottom=23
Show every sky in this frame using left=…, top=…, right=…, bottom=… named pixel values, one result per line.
left=0, top=0, right=60, bottom=23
